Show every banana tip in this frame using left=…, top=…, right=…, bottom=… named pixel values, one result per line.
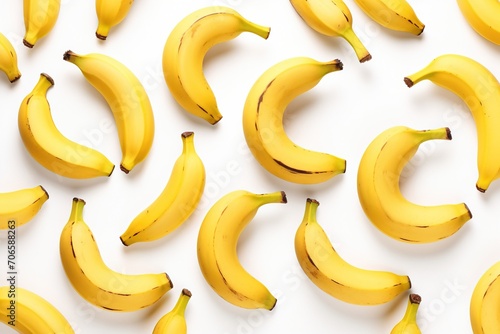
left=39, top=185, right=49, bottom=200
left=119, top=235, right=129, bottom=247
left=409, top=293, right=421, bottom=304
left=181, top=288, right=192, bottom=297
left=41, top=73, right=55, bottom=85
left=306, top=198, right=319, bottom=206
left=72, top=197, right=86, bottom=205
left=120, top=165, right=130, bottom=174
left=22, top=39, right=34, bottom=48
left=476, top=184, right=487, bottom=193
left=182, top=131, right=194, bottom=138
left=404, top=77, right=414, bottom=88
left=95, top=32, right=107, bottom=40
left=280, top=191, right=287, bottom=204
left=63, top=50, right=76, bottom=61
left=9, top=74, right=21, bottom=83
left=359, top=54, right=372, bottom=63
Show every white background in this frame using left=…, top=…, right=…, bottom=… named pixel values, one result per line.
left=0, top=0, right=498, bottom=333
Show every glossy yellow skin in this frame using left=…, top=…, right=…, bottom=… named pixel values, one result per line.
left=295, top=198, right=411, bottom=305
left=60, top=198, right=173, bottom=311
left=23, top=0, right=61, bottom=47
left=95, top=0, right=134, bottom=40
left=0, top=185, right=48, bottom=229
left=197, top=190, right=286, bottom=310
left=457, top=0, right=500, bottom=45
left=243, top=57, right=346, bottom=184
left=357, top=126, right=471, bottom=243
left=162, top=6, right=270, bottom=125
left=0, top=33, right=21, bottom=82
left=153, top=289, right=191, bottom=334
left=18, top=73, right=115, bottom=179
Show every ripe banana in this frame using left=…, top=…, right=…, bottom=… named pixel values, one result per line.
left=23, top=0, right=61, bottom=47
left=391, top=294, right=422, bottom=334
left=162, top=6, right=270, bottom=125
left=60, top=198, right=173, bottom=311
left=290, top=0, right=371, bottom=63
left=243, top=57, right=346, bottom=184
left=63, top=50, right=155, bottom=174
left=120, top=131, right=205, bottom=246
left=0, top=33, right=21, bottom=82
left=153, top=288, right=192, bottom=334
left=197, top=190, right=287, bottom=310
left=0, top=185, right=48, bottom=229
left=353, top=0, right=424, bottom=35
left=95, top=0, right=134, bottom=40
left=0, top=286, right=74, bottom=333
left=295, top=198, right=411, bottom=305
left=457, top=0, right=500, bottom=45
left=357, top=126, right=472, bottom=243
left=18, top=73, right=115, bottom=179
left=470, top=261, right=500, bottom=333
left=404, top=54, right=500, bottom=193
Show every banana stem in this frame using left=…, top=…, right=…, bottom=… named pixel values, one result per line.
left=63, top=50, right=79, bottom=64
left=34, top=73, right=54, bottom=94
left=69, top=198, right=86, bottom=221
left=303, top=198, right=319, bottom=222
left=256, top=191, right=287, bottom=205
left=401, top=293, right=421, bottom=323
left=172, top=289, right=192, bottom=316
left=419, top=127, right=452, bottom=141
left=181, top=132, right=195, bottom=154
left=341, top=27, right=371, bottom=63
left=242, top=21, right=271, bottom=40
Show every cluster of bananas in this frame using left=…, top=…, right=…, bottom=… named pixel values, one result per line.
left=1, top=0, right=500, bottom=333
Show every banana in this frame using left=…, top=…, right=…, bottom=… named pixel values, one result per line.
left=391, top=294, right=422, bottom=334
left=152, top=288, right=192, bottom=334
left=95, top=0, right=135, bottom=40
left=404, top=54, right=500, bottom=192
left=0, top=185, right=49, bottom=229
left=63, top=50, right=155, bottom=174
left=457, top=0, right=500, bottom=45
left=357, top=126, right=472, bottom=243
left=0, top=33, right=21, bottom=82
left=197, top=190, right=287, bottom=310
left=18, top=73, right=115, bottom=179
left=470, top=261, right=500, bottom=333
left=295, top=198, right=411, bottom=305
left=120, top=131, right=205, bottom=246
left=0, top=286, right=74, bottom=333
left=353, top=0, right=424, bottom=35
left=23, top=0, right=61, bottom=47
left=60, top=198, right=173, bottom=311
left=242, top=57, right=346, bottom=184
left=290, top=0, right=371, bottom=63
left=162, top=6, right=271, bottom=125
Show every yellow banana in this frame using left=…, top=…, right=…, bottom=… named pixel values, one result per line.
left=60, top=198, right=173, bottom=311
left=162, top=6, right=270, bottom=125
left=391, top=294, right=422, bottom=334
left=404, top=54, right=500, bottom=192
left=0, top=185, right=48, bottom=229
left=63, top=50, right=155, bottom=174
left=152, top=288, right=192, bottom=334
left=353, top=0, right=424, bottom=35
left=0, top=286, right=74, bottom=333
left=357, top=126, right=472, bottom=243
left=197, top=190, right=287, bottom=310
left=0, top=33, right=21, bottom=82
left=457, top=0, right=500, bottom=45
left=470, top=261, right=500, bottom=333
left=95, top=0, right=135, bottom=40
left=295, top=198, right=411, bottom=305
left=18, top=73, right=115, bottom=179
left=243, top=57, right=346, bottom=184
left=23, top=0, right=61, bottom=47
left=290, top=0, right=371, bottom=62
left=120, top=131, right=205, bottom=246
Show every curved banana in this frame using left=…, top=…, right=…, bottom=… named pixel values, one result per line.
left=295, top=198, right=411, bottom=305
left=23, top=0, right=61, bottom=47
left=197, top=190, right=287, bottom=310
left=120, top=131, right=205, bottom=246
left=457, top=0, right=500, bottom=45
left=391, top=294, right=422, bottom=334
left=357, top=126, right=472, bottom=243
left=63, top=50, right=155, bottom=174
left=0, top=185, right=48, bottom=229
left=290, top=0, right=371, bottom=63
left=404, top=54, right=500, bottom=193
left=95, top=0, right=134, bottom=40
left=162, top=6, right=270, bottom=125
left=243, top=57, right=346, bottom=184
left=353, top=0, right=424, bottom=35
left=153, top=288, right=191, bottom=334
left=18, top=73, right=115, bottom=179
left=0, top=33, right=21, bottom=82
left=0, top=286, right=74, bottom=333
left=60, top=198, right=173, bottom=311
left=470, top=261, right=500, bottom=333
